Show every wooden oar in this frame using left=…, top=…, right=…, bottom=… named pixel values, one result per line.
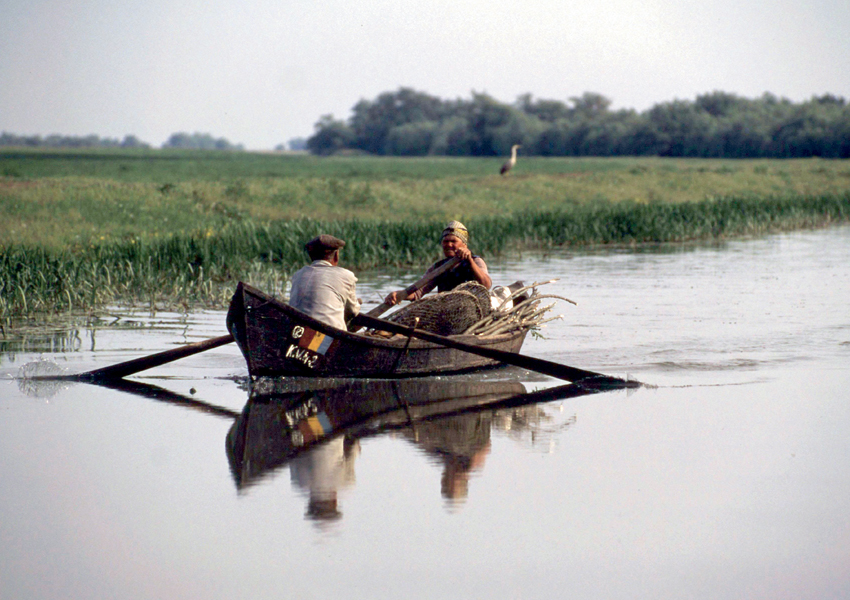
left=351, top=313, right=638, bottom=387
left=365, top=256, right=461, bottom=318
left=70, top=334, right=235, bottom=382
left=348, top=256, right=461, bottom=332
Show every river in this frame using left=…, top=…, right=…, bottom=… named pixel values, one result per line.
left=1, top=225, right=848, bottom=600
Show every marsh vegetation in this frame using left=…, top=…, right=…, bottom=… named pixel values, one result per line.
left=1, top=149, right=849, bottom=326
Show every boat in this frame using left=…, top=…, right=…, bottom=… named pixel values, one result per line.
left=225, top=282, right=530, bottom=378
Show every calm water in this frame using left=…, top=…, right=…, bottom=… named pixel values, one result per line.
left=2, top=226, right=849, bottom=600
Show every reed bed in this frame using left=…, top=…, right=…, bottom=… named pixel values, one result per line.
left=2, top=192, right=848, bottom=325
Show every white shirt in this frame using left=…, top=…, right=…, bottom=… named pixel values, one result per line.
left=288, top=260, right=360, bottom=330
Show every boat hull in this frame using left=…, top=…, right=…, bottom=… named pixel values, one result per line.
left=226, top=282, right=528, bottom=378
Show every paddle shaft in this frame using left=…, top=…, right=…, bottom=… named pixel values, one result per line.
left=76, top=334, right=235, bottom=381
left=352, top=313, right=635, bottom=386
left=364, top=256, right=461, bottom=319
left=347, top=256, right=462, bottom=333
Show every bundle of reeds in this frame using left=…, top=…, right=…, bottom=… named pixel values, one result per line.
left=464, top=280, right=575, bottom=337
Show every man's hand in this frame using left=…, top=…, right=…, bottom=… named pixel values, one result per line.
left=384, top=291, right=400, bottom=306
left=455, top=247, right=472, bottom=261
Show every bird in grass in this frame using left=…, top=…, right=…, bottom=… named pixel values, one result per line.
left=500, top=144, right=521, bottom=175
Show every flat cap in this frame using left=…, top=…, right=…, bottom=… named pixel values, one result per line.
left=304, top=234, right=346, bottom=253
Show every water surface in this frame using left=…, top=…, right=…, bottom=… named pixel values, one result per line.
left=2, top=226, right=849, bottom=600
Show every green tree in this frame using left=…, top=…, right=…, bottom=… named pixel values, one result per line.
left=570, top=92, right=612, bottom=118
left=163, top=132, right=242, bottom=150
left=647, top=100, right=717, bottom=156
left=771, top=96, right=850, bottom=157
left=515, top=94, right=571, bottom=122
left=384, top=121, right=439, bottom=156
left=306, top=115, right=355, bottom=155
left=429, top=117, right=474, bottom=155
left=349, top=88, right=447, bottom=154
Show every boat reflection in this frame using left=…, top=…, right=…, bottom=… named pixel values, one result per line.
left=403, top=409, right=493, bottom=504
left=226, top=376, right=622, bottom=520
left=36, top=372, right=625, bottom=523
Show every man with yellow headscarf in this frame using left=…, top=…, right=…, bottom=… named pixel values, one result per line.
left=383, top=221, right=492, bottom=306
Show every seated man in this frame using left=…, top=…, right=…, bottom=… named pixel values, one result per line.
left=383, top=221, right=491, bottom=306
left=289, top=234, right=361, bottom=330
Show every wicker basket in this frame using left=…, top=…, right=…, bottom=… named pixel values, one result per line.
left=386, top=282, right=493, bottom=336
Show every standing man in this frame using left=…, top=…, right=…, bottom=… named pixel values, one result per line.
left=289, top=234, right=361, bottom=330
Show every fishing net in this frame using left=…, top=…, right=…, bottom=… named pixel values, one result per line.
left=386, top=282, right=492, bottom=336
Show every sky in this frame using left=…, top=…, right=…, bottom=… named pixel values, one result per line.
left=1, top=0, right=848, bottom=150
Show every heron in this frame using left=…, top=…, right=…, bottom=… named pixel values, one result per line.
left=500, top=144, right=521, bottom=175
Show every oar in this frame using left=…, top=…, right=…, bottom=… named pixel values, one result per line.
left=351, top=313, right=638, bottom=387
left=66, top=334, right=235, bottom=382
left=349, top=256, right=461, bottom=331
left=365, top=256, right=461, bottom=317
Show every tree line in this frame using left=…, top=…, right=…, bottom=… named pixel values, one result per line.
left=0, top=132, right=152, bottom=149
left=0, top=131, right=243, bottom=151
left=307, top=89, right=850, bottom=159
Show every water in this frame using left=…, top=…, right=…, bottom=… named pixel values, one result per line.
left=2, top=226, right=849, bottom=600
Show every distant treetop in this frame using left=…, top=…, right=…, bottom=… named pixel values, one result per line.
left=161, top=132, right=244, bottom=151
left=306, top=88, right=850, bottom=159
left=0, top=132, right=151, bottom=149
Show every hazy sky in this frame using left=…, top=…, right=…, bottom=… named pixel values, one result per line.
left=2, top=0, right=848, bottom=150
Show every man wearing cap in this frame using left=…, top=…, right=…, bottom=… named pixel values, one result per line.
left=383, top=221, right=491, bottom=306
left=289, top=234, right=361, bottom=330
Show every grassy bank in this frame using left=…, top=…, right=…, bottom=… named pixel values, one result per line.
left=2, top=193, right=848, bottom=325
left=3, top=151, right=850, bottom=249
left=1, top=150, right=849, bottom=324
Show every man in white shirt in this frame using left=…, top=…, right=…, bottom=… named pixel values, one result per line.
left=288, top=234, right=361, bottom=330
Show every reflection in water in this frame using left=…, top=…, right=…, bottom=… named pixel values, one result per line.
left=0, top=311, right=220, bottom=367
left=2, top=227, right=848, bottom=597
left=404, top=412, right=492, bottom=504
left=226, top=377, right=623, bottom=521
left=14, top=359, right=71, bottom=398
left=290, top=437, right=360, bottom=522
left=16, top=370, right=623, bottom=524
left=0, top=327, right=85, bottom=358
left=492, top=406, right=578, bottom=453
left=405, top=404, right=579, bottom=505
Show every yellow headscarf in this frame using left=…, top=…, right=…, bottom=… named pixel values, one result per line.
left=441, top=221, right=469, bottom=244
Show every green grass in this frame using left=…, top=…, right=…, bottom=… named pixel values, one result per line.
left=0, top=148, right=629, bottom=181
left=1, top=149, right=849, bottom=325
left=3, top=152, right=850, bottom=249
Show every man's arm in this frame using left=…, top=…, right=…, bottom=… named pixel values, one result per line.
left=469, top=256, right=491, bottom=289
left=455, top=247, right=491, bottom=289
left=343, top=275, right=361, bottom=322
left=384, top=262, right=439, bottom=305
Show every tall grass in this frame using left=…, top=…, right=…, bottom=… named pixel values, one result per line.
left=4, top=156, right=850, bottom=250
left=2, top=193, right=848, bottom=324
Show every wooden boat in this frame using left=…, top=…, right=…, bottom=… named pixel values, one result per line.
left=225, top=282, right=529, bottom=378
